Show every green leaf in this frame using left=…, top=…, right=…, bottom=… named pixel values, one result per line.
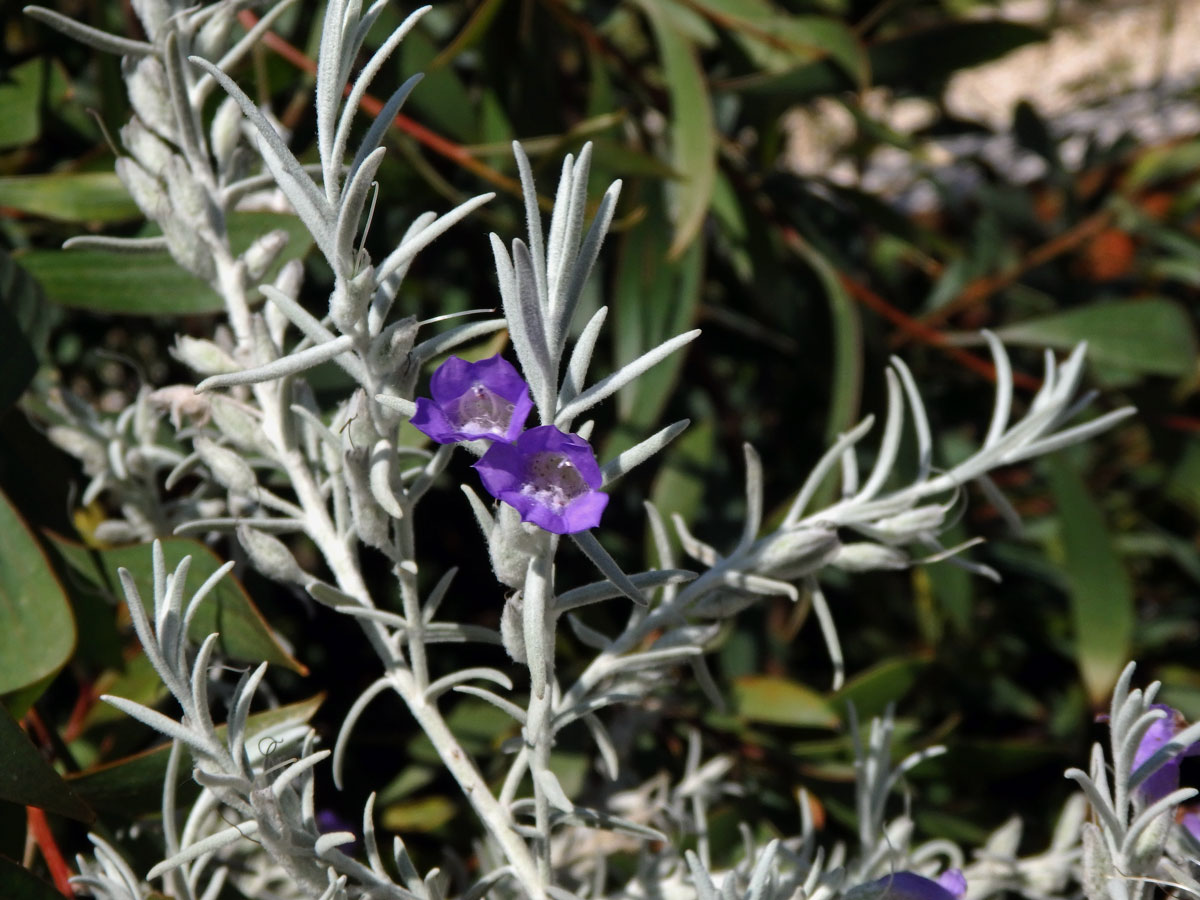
left=830, top=656, right=928, bottom=720
left=732, top=675, right=838, bottom=728
left=66, top=694, right=322, bottom=814
left=0, top=703, right=92, bottom=822
left=686, top=0, right=866, bottom=85
left=0, top=173, right=140, bottom=223
left=1046, top=457, right=1134, bottom=707
left=739, top=21, right=1044, bottom=99
left=0, top=857, right=68, bottom=900
left=793, top=238, right=861, bottom=445
left=646, top=418, right=714, bottom=560
left=610, top=190, right=704, bottom=445
left=380, top=795, right=457, bottom=833
left=17, top=211, right=315, bottom=315
left=48, top=534, right=305, bottom=675
left=993, top=299, right=1197, bottom=378
left=0, top=249, right=56, bottom=364
left=0, top=489, right=75, bottom=696
left=0, top=59, right=43, bottom=149
left=0, top=258, right=40, bottom=413
left=637, top=0, right=717, bottom=257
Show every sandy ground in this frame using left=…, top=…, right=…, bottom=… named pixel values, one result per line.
left=784, top=0, right=1200, bottom=195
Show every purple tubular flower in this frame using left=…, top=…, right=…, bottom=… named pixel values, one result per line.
left=1133, top=704, right=1200, bottom=801
left=411, top=354, right=533, bottom=444
left=853, top=871, right=967, bottom=900
left=474, top=425, right=609, bottom=534
left=1181, top=806, right=1200, bottom=842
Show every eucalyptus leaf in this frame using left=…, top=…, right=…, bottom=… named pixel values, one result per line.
left=18, top=211, right=314, bottom=315
left=1046, top=458, right=1134, bottom=707
left=0, top=172, right=140, bottom=223
left=993, top=299, right=1197, bottom=379
left=0, top=488, right=75, bottom=696
left=66, top=694, right=322, bottom=814
left=0, top=703, right=93, bottom=822
left=47, top=534, right=305, bottom=674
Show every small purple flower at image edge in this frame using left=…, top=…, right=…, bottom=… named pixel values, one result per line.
left=411, top=354, right=534, bottom=444
left=1132, top=704, right=1200, bottom=802
left=474, top=425, right=609, bottom=534
left=851, top=870, right=967, bottom=900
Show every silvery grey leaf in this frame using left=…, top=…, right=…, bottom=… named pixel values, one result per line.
left=555, top=329, right=701, bottom=428
left=62, top=235, right=169, bottom=253
left=561, top=305, right=607, bottom=406
left=189, top=57, right=335, bottom=258
left=412, top=317, right=507, bottom=364
left=196, top=334, right=355, bottom=391
left=193, top=0, right=297, bottom=107
left=146, top=820, right=260, bottom=880
left=378, top=192, right=494, bottom=286
left=568, top=558, right=692, bottom=612
left=553, top=180, right=620, bottom=351
left=454, top=686, right=528, bottom=725
left=334, top=145, right=387, bottom=275
left=572, top=530, right=646, bottom=606
left=784, top=415, right=876, bottom=527
left=512, top=142, right=549, bottom=308
left=101, top=694, right=212, bottom=755
left=601, top=419, right=689, bottom=486
left=423, top=623, right=502, bottom=645
left=424, top=667, right=512, bottom=702
left=24, top=7, right=155, bottom=56
left=343, top=73, right=424, bottom=198
left=855, top=368, right=904, bottom=503
left=162, top=31, right=206, bottom=165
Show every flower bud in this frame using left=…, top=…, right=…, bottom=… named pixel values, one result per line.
left=47, top=426, right=106, bottom=475
left=238, top=525, right=306, bottom=583
left=116, top=157, right=167, bottom=219
left=743, top=525, right=840, bottom=580
left=488, top=505, right=541, bottom=589
left=499, top=591, right=527, bottom=664
left=121, top=116, right=173, bottom=176
left=1080, top=823, right=1113, bottom=900
left=211, top=96, right=243, bottom=172
left=242, top=229, right=289, bottom=282
left=194, top=436, right=257, bottom=495
left=172, top=336, right=239, bottom=376
left=124, top=56, right=175, bottom=139
left=859, top=504, right=949, bottom=545
left=130, top=0, right=170, bottom=39
left=831, top=542, right=909, bottom=573
left=210, top=396, right=272, bottom=456
left=345, top=447, right=389, bottom=551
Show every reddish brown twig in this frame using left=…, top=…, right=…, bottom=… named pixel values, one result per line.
left=26, top=805, right=75, bottom=896
left=894, top=208, right=1114, bottom=347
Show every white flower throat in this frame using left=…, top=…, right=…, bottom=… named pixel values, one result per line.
left=521, top=452, right=589, bottom=511
left=454, top=383, right=515, bottom=434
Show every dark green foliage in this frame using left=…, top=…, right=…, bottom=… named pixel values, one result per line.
left=3, top=0, right=1200, bottom=886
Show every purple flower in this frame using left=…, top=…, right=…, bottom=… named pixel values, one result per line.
left=853, top=871, right=967, bottom=900
left=1180, top=805, right=1200, bottom=843
left=1132, top=704, right=1200, bottom=801
left=474, top=425, right=609, bottom=534
left=411, top=355, right=533, bottom=444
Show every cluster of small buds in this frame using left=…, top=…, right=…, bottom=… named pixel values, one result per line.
left=412, top=354, right=607, bottom=534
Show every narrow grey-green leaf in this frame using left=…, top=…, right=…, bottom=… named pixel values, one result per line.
left=0, top=488, right=75, bottom=695
left=1046, top=457, right=1134, bottom=707
left=993, top=299, right=1197, bottom=378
